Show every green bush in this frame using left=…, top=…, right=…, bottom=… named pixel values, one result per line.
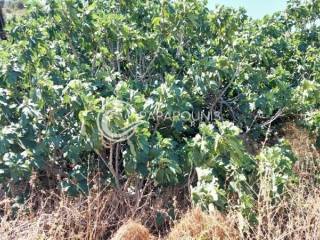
left=0, top=0, right=319, bottom=216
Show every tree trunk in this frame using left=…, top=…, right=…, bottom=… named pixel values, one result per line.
left=0, top=1, right=7, bottom=40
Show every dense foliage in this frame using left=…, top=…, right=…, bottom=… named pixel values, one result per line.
left=0, top=0, right=319, bottom=221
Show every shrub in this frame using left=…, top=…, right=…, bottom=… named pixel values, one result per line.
left=0, top=0, right=319, bottom=222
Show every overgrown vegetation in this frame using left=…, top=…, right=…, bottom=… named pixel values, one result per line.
left=0, top=0, right=320, bottom=239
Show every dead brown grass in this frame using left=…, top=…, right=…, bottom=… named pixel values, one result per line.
left=0, top=191, right=112, bottom=240
left=252, top=184, right=320, bottom=240
left=167, top=208, right=238, bottom=240
left=111, top=220, right=151, bottom=240
left=282, top=123, right=320, bottom=177
left=0, top=183, right=189, bottom=240
left=1, top=178, right=320, bottom=240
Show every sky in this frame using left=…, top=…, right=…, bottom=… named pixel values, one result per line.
left=207, top=0, right=287, bottom=19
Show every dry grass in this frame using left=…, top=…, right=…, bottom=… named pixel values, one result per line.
left=0, top=189, right=136, bottom=239
left=282, top=123, right=320, bottom=177
left=111, top=220, right=151, bottom=240
left=167, top=182, right=320, bottom=240
left=252, top=184, right=320, bottom=240
left=167, top=208, right=238, bottom=240
left=0, top=191, right=112, bottom=240
left=1, top=179, right=320, bottom=240
left=0, top=183, right=188, bottom=240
